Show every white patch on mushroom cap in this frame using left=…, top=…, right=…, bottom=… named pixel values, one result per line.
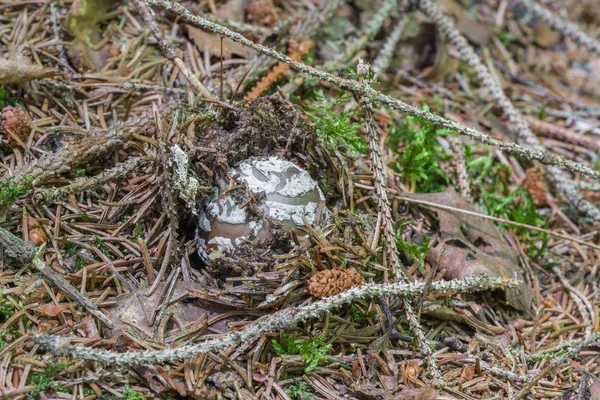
left=207, top=196, right=247, bottom=224
left=208, top=236, right=235, bottom=253
left=277, top=171, right=319, bottom=198
left=264, top=201, right=318, bottom=226
left=236, top=157, right=291, bottom=194
left=248, top=220, right=263, bottom=236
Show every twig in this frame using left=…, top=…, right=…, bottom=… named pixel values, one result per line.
left=0, top=228, right=113, bottom=328
left=553, top=267, right=594, bottom=338
left=147, top=105, right=180, bottom=296
left=513, top=331, right=600, bottom=399
left=10, top=113, right=154, bottom=190
left=372, top=15, right=408, bottom=77
left=33, top=157, right=149, bottom=205
left=516, top=0, right=600, bottom=55
left=447, top=136, right=472, bottom=201
left=526, top=332, right=600, bottom=362
left=324, top=0, right=398, bottom=71
left=357, top=62, right=442, bottom=383
left=32, top=276, right=518, bottom=365
left=418, top=0, right=600, bottom=221
left=32, top=257, right=114, bottom=328
left=131, top=0, right=213, bottom=99
left=395, top=194, right=600, bottom=251
left=146, top=0, right=600, bottom=183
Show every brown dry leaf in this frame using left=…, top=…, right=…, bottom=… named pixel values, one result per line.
left=0, top=58, right=56, bottom=85
left=187, top=0, right=252, bottom=58
left=533, top=21, right=561, bottom=48
left=459, top=364, right=475, bottom=383
left=439, top=0, right=490, bottom=46
left=399, top=360, right=421, bottom=384
left=409, top=187, right=532, bottom=311
left=591, top=378, right=600, bottom=400
left=104, top=280, right=235, bottom=339
left=523, top=168, right=548, bottom=206
left=394, top=387, right=438, bottom=400
left=38, top=303, right=68, bottom=317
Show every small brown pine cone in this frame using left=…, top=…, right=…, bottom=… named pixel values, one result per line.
left=307, top=268, right=363, bottom=297
left=1, top=106, right=31, bottom=143
left=523, top=167, right=548, bottom=206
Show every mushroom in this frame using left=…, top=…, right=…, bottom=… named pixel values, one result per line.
left=197, top=156, right=325, bottom=258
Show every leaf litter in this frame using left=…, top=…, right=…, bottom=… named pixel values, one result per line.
left=0, top=0, right=599, bottom=398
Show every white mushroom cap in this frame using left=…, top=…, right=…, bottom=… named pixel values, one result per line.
left=198, top=156, right=325, bottom=255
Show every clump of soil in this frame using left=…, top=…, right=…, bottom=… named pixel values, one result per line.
left=190, top=93, right=335, bottom=189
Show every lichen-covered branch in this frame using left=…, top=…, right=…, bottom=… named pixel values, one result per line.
left=0, top=227, right=113, bottom=328
left=324, top=0, right=398, bottom=71
left=516, top=0, right=600, bottom=55
left=146, top=0, right=600, bottom=183
left=33, top=157, right=148, bottom=205
left=33, top=275, right=518, bottom=365
left=9, top=114, right=153, bottom=189
left=359, top=77, right=442, bottom=382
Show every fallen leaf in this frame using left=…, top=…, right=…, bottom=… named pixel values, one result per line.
left=187, top=0, right=252, bottom=58
left=399, top=360, right=421, bottom=384
left=459, top=364, right=475, bottom=383
left=533, top=21, right=561, bottom=48
left=439, top=0, right=490, bottom=46
left=591, top=377, right=600, bottom=400
left=409, top=187, right=532, bottom=311
left=104, top=280, right=240, bottom=340
left=394, top=387, right=438, bottom=400
left=38, top=303, right=68, bottom=317
left=0, top=58, right=56, bottom=85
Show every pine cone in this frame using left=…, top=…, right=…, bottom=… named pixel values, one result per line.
left=523, top=167, right=548, bottom=206
left=1, top=106, right=31, bottom=143
left=307, top=268, right=363, bottom=297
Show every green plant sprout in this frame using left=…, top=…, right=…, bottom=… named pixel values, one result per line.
left=395, top=220, right=430, bottom=268
left=307, top=90, right=367, bottom=155
left=388, top=107, right=452, bottom=193
left=27, top=362, right=72, bottom=398
left=288, top=381, right=313, bottom=400
left=272, top=333, right=332, bottom=372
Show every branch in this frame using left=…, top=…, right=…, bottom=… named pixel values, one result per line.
left=516, top=0, right=600, bottom=55
left=33, top=157, right=148, bottom=205
left=0, top=227, right=113, bottom=328
left=33, top=276, right=518, bottom=365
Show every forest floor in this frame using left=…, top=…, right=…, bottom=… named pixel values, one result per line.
left=1, top=0, right=600, bottom=399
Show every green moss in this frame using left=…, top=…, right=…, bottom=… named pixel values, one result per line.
left=122, top=387, right=146, bottom=400
left=288, top=381, right=313, bottom=400
left=388, top=107, right=452, bottom=193
left=0, top=177, right=32, bottom=207
left=93, top=236, right=114, bottom=260
left=307, top=90, right=367, bottom=155
left=27, top=362, right=71, bottom=398
left=272, top=333, right=332, bottom=372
